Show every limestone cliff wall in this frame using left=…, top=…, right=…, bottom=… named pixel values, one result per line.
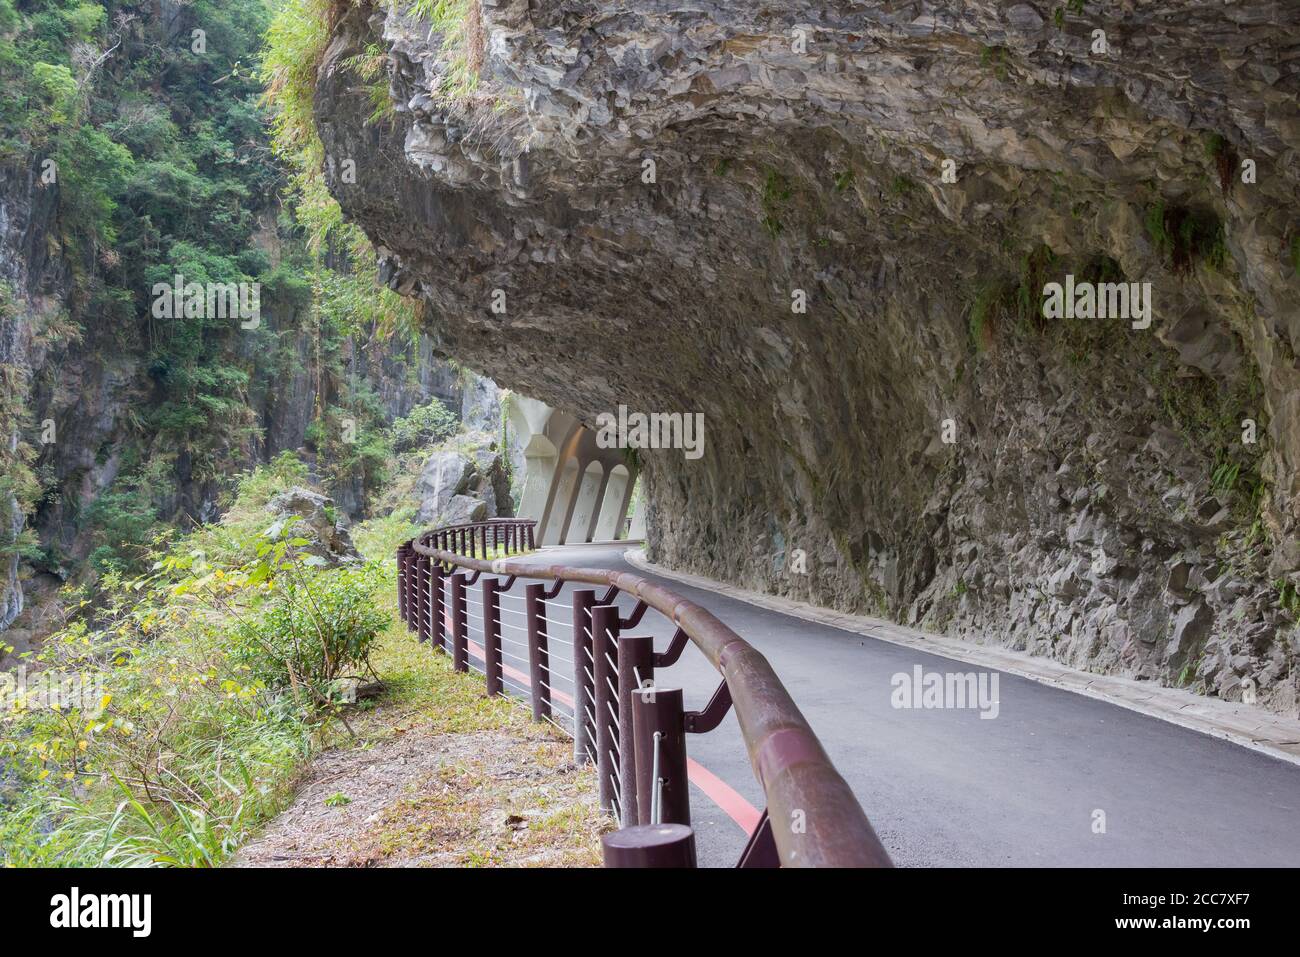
left=315, top=1, right=1300, bottom=713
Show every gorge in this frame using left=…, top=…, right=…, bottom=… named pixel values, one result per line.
left=2, top=0, right=1299, bottom=718
left=1, top=0, right=1299, bottom=882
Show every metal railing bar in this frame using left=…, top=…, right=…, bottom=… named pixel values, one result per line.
left=543, top=714, right=575, bottom=739
left=500, top=649, right=534, bottom=669
left=650, top=732, right=663, bottom=825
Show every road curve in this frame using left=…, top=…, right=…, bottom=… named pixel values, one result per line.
left=477, top=543, right=1300, bottom=868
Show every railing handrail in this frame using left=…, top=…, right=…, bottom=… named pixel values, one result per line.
left=431, top=517, right=535, bottom=533
left=407, top=520, right=891, bottom=868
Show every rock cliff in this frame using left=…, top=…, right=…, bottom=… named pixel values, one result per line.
left=315, top=1, right=1300, bottom=711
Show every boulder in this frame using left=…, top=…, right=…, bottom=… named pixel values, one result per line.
left=415, top=449, right=474, bottom=525
left=414, top=441, right=513, bottom=526
left=265, top=488, right=362, bottom=566
left=442, top=494, right=488, bottom=526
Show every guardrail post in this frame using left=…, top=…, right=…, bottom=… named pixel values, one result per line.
left=409, top=553, right=420, bottom=639
left=525, top=583, right=551, bottom=721
left=449, top=572, right=468, bottom=673
left=571, top=589, right=597, bottom=765
left=527, top=523, right=535, bottom=550
left=601, top=824, right=697, bottom=868
left=430, top=562, right=445, bottom=653
left=591, top=604, right=620, bottom=815
left=483, top=576, right=502, bottom=695
left=616, top=635, right=654, bottom=827
left=633, top=686, right=690, bottom=827
left=396, top=543, right=410, bottom=626
left=406, top=548, right=420, bottom=633
left=414, top=554, right=430, bottom=643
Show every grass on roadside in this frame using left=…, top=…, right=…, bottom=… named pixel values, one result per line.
left=239, top=582, right=610, bottom=868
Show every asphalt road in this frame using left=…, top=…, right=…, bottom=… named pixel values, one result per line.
left=460, top=543, right=1300, bottom=867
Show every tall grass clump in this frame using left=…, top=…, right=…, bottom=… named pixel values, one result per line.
left=0, top=458, right=391, bottom=866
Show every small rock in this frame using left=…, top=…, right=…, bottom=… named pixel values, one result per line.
left=1166, top=601, right=1213, bottom=670
left=265, top=488, right=361, bottom=566
left=1004, top=4, right=1044, bottom=31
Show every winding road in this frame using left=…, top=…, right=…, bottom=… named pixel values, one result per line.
left=460, top=543, right=1300, bottom=868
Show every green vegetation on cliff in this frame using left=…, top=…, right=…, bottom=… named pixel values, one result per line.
left=0, top=0, right=427, bottom=584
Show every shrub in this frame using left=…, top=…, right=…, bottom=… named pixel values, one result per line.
left=390, top=398, right=459, bottom=452
left=227, top=564, right=388, bottom=704
left=83, top=483, right=161, bottom=574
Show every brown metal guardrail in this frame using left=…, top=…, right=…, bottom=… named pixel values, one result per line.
left=398, top=518, right=892, bottom=869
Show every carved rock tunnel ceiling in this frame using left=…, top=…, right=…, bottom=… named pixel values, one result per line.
left=313, top=1, right=1300, bottom=714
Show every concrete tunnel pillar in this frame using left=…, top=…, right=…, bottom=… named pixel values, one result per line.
left=594, top=464, right=632, bottom=541
left=516, top=434, right=558, bottom=525
left=564, top=461, right=605, bottom=544
left=542, top=457, right=581, bottom=545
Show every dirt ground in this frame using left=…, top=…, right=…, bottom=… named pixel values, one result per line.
left=232, top=637, right=611, bottom=868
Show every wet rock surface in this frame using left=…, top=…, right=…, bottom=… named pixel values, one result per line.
left=315, top=2, right=1300, bottom=713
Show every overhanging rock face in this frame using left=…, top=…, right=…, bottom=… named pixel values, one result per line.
left=314, top=1, right=1300, bottom=712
